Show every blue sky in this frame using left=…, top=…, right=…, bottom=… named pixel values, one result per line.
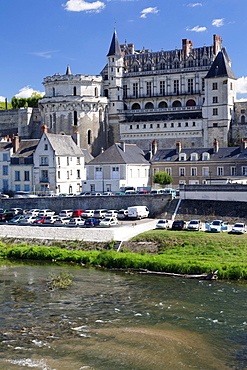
left=1, top=0, right=247, bottom=101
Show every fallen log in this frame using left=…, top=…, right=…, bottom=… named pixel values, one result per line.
left=136, top=268, right=218, bottom=280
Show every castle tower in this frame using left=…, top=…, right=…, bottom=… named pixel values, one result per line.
left=105, top=30, right=125, bottom=145
left=203, top=49, right=236, bottom=147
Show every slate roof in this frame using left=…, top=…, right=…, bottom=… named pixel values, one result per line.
left=45, top=133, right=84, bottom=156
left=0, top=142, right=12, bottom=152
left=149, top=146, right=247, bottom=163
left=81, top=149, right=94, bottom=164
left=11, top=139, right=39, bottom=158
left=107, top=30, right=122, bottom=57
left=205, top=50, right=236, bottom=79
left=88, top=143, right=149, bottom=165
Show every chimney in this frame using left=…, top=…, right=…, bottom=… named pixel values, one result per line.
left=42, top=125, right=48, bottom=134
left=213, top=138, right=219, bottom=153
left=151, top=139, right=158, bottom=156
left=213, top=35, right=222, bottom=55
left=12, top=134, right=19, bottom=153
left=240, top=138, right=247, bottom=152
left=73, top=130, right=80, bottom=146
left=176, top=141, right=182, bottom=153
left=182, top=39, right=193, bottom=58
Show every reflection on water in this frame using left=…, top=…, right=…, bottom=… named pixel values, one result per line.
left=0, top=262, right=246, bottom=369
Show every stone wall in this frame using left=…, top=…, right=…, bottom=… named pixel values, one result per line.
left=180, top=184, right=247, bottom=202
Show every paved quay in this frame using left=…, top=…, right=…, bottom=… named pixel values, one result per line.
left=0, top=219, right=157, bottom=242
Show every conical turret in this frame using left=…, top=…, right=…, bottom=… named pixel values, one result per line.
left=107, top=30, right=122, bottom=57
left=66, top=64, right=72, bottom=75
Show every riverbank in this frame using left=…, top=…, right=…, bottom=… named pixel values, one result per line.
left=1, top=229, right=247, bottom=280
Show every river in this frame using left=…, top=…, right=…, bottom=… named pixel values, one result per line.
left=0, top=261, right=246, bottom=369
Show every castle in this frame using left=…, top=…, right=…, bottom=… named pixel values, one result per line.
left=0, top=31, right=246, bottom=155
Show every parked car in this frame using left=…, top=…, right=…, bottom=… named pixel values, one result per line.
left=156, top=219, right=170, bottom=229
left=187, top=220, right=201, bottom=231
left=84, top=218, right=101, bottom=227
left=59, top=209, right=73, bottom=218
left=150, top=189, right=164, bottom=194
left=8, top=215, right=26, bottom=224
left=171, top=220, right=186, bottom=230
left=115, top=192, right=125, bottom=195
left=205, top=220, right=228, bottom=233
left=162, top=188, right=176, bottom=199
left=1, top=212, right=15, bottom=222
left=117, top=209, right=128, bottom=219
left=38, top=209, right=55, bottom=217
left=54, top=217, right=71, bottom=225
left=229, top=223, right=246, bottom=234
left=99, top=217, right=119, bottom=227
left=102, top=192, right=113, bottom=196
left=10, top=208, right=23, bottom=215
left=26, top=209, right=40, bottom=216
left=0, top=193, right=9, bottom=198
left=105, top=210, right=118, bottom=218
left=79, top=192, right=91, bottom=196
left=90, top=192, right=102, bottom=196
left=33, top=216, right=47, bottom=224
left=19, top=215, right=38, bottom=224
left=138, top=190, right=150, bottom=194
left=127, top=206, right=149, bottom=219
left=125, top=190, right=136, bottom=195
left=94, top=209, right=107, bottom=219
left=43, top=216, right=59, bottom=224
left=68, top=217, right=85, bottom=226
left=72, top=209, right=86, bottom=218
left=81, top=210, right=95, bottom=218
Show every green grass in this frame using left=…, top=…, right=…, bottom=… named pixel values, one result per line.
left=0, top=230, right=247, bottom=280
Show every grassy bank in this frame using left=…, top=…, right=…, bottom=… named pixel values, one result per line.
left=0, top=229, right=247, bottom=280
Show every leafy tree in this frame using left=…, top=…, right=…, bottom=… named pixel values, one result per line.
left=153, top=171, right=173, bottom=186
left=11, top=93, right=43, bottom=109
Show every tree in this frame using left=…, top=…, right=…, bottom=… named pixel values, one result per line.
left=153, top=171, right=173, bottom=186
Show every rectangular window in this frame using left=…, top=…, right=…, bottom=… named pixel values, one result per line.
left=231, top=166, right=236, bottom=176
left=44, top=144, right=48, bottom=150
left=67, top=157, right=69, bottom=165
left=242, top=166, right=247, bottom=176
left=191, top=167, right=197, bottom=177
left=213, top=122, right=218, bottom=127
left=95, top=167, right=102, bottom=180
left=77, top=169, right=80, bottom=179
left=15, top=171, right=20, bottom=181
left=58, top=157, right=60, bottom=166
left=174, top=80, right=179, bottom=94
left=41, top=170, right=48, bottom=181
left=179, top=168, right=185, bottom=176
left=3, top=179, right=8, bottom=190
left=77, top=157, right=80, bottom=165
left=2, top=166, right=8, bottom=176
left=165, top=168, right=171, bottom=175
left=58, top=171, right=60, bottom=179
left=212, top=82, right=218, bottom=90
left=24, top=184, right=30, bottom=192
left=90, top=184, right=95, bottom=192
left=160, top=80, right=165, bottom=95
left=213, top=96, right=218, bottom=103
left=24, top=171, right=30, bottom=181
left=67, top=171, right=70, bottom=179
left=217, top=167, right=224, bottom=176
left=112, top=166, right=120, bottom=179
left=3, top=153, right=8, bottom=161
left=123, top=85, right=127, bottom=98
left=213, top=108, right=218, bottom=116
left=106, top=184, right=111, bottom=191
left=146, top=81, right=152, bottom=96
left=133, top=83, right=138, bottom=97
left=15, top=185, right=21, bottom=192
left=202, top=167, right=209, bottom=177
left=40, top=156, right=48, bottom=166
left=202, top=78, right=205, bottom=91
left=188, top=78, right=193, bottom=93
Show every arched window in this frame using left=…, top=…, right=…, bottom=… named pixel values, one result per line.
left=158, top=101, right=168, bottom=108
left=104, top=89, right=108, bottom=98
left=186, top=99, right=196, bottom=106
left=241, top=115, right=246, bottom=123
left=174, top=61, right=180, bottom=69
left=145, top=102, right=154, bottom=109
left=146, top=63, right=152, bottom=71
left=88, top=130, right=92, bottom=145
left=52, top=87, right=55, bottom=97
left=99, top=109, right=103, bottom=121
left=73, top=86, right=77, bottom=96
left=132, top=103, right=141, bottom=110
left=160, top=62, right=166, bottom=70
left=133, top=65, right=138, bottom=72
left=49, top=115, right=52, bottom=129
left=74, top=111, right=78, bottom=126
left=172, top=100, right=182, bottom=107
left=95, top=87, right=98, bottom=97
left=124, top=104, right=128, bottom=110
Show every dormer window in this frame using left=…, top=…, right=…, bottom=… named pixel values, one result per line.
left=179, top=153, right=187, bottom=161
left=202, top=152, right=210, bottom=161
left=190, top=153, right=198, bottom=161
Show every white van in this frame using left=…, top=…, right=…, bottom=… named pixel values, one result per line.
left=127, top=206, right=149, bottom=219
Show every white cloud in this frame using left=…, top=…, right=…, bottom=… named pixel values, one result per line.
left=64, top=0, right=105, bottom=12
left=29, top=51, right=59, bottom=59
left=186, top=25, right=207, bottom=32
left=236, top=77, right=247, bottom=95
left=140, top=7, right=159, bottom=19
left=0, top=96, right=6, bottom=102
left=15, top=86, right=45, bottom=99
left=212, top=18, right=224, bottom=27
left=187, top=3, right=202, bottom=7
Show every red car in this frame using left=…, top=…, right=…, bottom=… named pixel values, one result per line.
left=72, top=209, right=86, bottom=217
left=33, top=216, right=47, bottom=224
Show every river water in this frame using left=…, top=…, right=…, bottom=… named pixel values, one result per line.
left=0, top=261, right=246, bottom=370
